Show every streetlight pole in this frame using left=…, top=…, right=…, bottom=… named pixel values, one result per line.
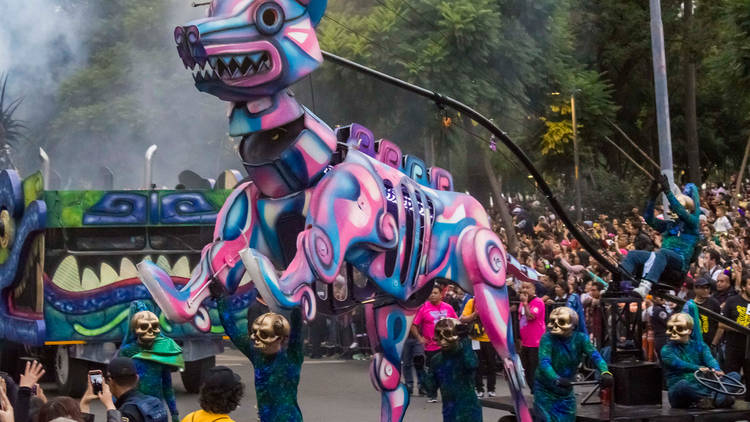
left=572, top=94, right=582, bottom=222
left=649, top=0, right=675, bottom=201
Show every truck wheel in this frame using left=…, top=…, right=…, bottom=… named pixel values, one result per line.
left=181, top=356, right=215, bottom=393
left=54, top=347, right=88, bottom=397
left=0, top=343, right=20, bottom=374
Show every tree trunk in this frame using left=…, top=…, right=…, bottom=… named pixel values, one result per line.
left=424, top=135, right=435, bottom=168
left=734, top=135, right=750, bottom=204
left=482, top=152, right=519, bottom=255
left=683, top=0, right=701, bottom=184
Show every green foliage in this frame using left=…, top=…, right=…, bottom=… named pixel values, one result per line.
left=0, top=74, right=25, bottom=148
left=16, top=0, right=750, bottom=212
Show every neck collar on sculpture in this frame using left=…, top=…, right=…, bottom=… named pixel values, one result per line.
left=237, top=97, right=337, bottom=198
left=228, top=90, right=303, bottom=137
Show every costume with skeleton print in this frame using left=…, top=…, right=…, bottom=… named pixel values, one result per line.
left=119, top=301, right=184, bottom=422
left=533, top=307, right=610, bottom=422
left=661, top=301, right=739, bottom=409
left=621, top=180, right=701, bottom=297
left=216, top=296, right=303, bottom=422
left=423, top=319, right=482, bottom=422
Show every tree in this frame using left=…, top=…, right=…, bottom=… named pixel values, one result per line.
left=0, top=74, right=25, bottom=170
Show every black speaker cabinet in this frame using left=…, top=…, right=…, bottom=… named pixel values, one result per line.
left=610, top=361, right=662, bottom=406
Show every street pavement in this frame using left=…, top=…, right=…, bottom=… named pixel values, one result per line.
left=73, top=347, right=514, bottom=422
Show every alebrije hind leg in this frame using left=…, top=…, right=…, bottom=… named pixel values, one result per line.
left=364, top=302, right=417, bottom=422
left=458, top=226, right=532, bottom=422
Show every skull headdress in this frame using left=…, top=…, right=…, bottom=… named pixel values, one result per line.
left=666, top=313, right=693, bottom=343
left=251, top=312, right=291, bottom=353
left=434, top=318, right=461, bottom=350
left=131, top=310, right=161, bottom=349
left=547, top=307, right=578, bottom=337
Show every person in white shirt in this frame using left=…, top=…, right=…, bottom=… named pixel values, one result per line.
left=713, top=206, right=732, bottom=233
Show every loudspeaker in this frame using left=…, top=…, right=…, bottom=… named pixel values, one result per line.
left=610, top=362, right=662, bottom=406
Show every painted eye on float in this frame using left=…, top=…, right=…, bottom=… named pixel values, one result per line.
left=255, top=2, right=284, bottom=35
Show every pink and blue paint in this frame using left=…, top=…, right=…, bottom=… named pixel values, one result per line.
left=138, top=0, right=532, bottom=420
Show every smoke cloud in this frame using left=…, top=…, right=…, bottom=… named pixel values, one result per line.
left=0, top=0, right=92, bottom=122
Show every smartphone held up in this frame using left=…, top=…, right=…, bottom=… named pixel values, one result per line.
left=89, top=370, right=103, bottom=395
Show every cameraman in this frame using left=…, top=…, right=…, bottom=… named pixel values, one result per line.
left=80, top=358, right=167, bottom=422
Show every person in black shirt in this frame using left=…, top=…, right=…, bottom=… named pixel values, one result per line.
left=719, top=272, right=750, bottom=401
left=649, top=296, right=671, bottom=360
left=712, top=270, right=736, bottom=308
left=694, top=277, right=721, bottom=346
left=631, top=220, right=655, bottom=252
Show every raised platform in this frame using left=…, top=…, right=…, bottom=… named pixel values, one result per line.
left=480, top=391, right=750, bottom=421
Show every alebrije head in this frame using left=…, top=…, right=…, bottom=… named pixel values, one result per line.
left=175, top=0, right=327, bottom=102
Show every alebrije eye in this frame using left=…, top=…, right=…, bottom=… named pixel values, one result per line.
left=256, top=2, right=284, bottom=35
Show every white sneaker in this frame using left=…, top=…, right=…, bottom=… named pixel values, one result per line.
left=428, top=398, right=438, bottom=403
left=487, top=391, right=496, bottom=398
left=476, top=390, right=484, bottom=398
left=633, top=279, right=653, bottom=298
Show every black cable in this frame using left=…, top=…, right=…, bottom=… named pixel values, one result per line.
left=321, top=50, right=750, bottom=338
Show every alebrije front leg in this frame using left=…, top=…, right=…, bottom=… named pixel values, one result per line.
left=364, top=303, right=416, bottom=422
left=138, top=181, right=263, bottom=330
left=240, top=238, right=318, bottom=320
left=459, top=226, right=533, bottom=422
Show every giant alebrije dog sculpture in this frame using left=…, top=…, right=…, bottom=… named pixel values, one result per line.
left=138, top=0, right=532, bottom=420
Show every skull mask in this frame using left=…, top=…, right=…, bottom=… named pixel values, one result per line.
left=434, top=318, right=460, bottom=350
left=666, top=313, right=693, bottom=343
left=547, top=307, right=578, bottom=337
left=131, top=311, right=161, bottom=349
left=250, top=312, right=290, bottom=355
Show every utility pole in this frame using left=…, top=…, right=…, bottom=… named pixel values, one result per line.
left=682, top=0, right=700, bottom=184
left=649, top=0, right=675, bottom=203
left=572, top=94, right=582, bottom=222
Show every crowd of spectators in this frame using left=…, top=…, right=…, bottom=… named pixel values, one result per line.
left=404, top=177, right=750, bottom=402
left=297, top=176, right=750, bottom=403
left=0, top=358, right=244, bottom=422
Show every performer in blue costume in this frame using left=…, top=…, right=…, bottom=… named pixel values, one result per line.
left=423, top=318, right=482, bottom=422
left=533, top=306, right=612, bottom=422
left=661, top=302, right=740, bottom=409
left=119, top=301, right=184, bottom=422
left=621, top=176, right=701, bottom=297
left=215, top=292, right=303, bottom=422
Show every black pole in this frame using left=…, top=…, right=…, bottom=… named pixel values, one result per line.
left=322, top=50, right=620, bottom=275
left=654, top=291, right=750, bottom=336
left=321, top=50, right=750, bottom=338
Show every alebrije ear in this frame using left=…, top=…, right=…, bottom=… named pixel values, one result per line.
left=306, top=0, right=326, bottom=27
